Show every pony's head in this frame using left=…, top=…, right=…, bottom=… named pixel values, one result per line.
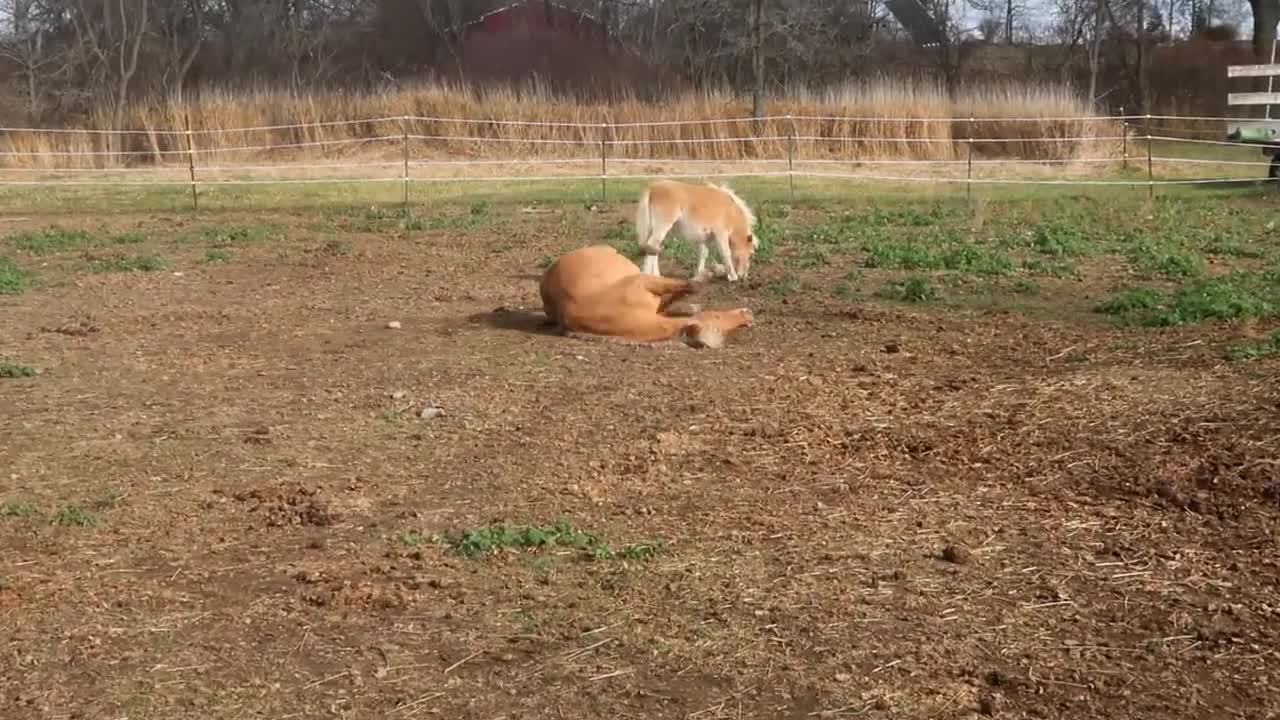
left=681, top=308, right=754, bottom=349
left=728, top=230, right=758, bottom=280
left=710, top=183, right=759, bottom=280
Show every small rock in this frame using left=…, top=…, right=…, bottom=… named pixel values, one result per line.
left=978, top=692, right=1002, bottom=716
left=387, top=320, right=402, bottom=330
left=419, top=405, right=445, bottom=421
left=390, top=390, right=408, bottom=400
left=834, top=673, right=852, bottom=683
left=883, top=342, right=900, bottom=354
left=941, top=544, right=973, bottom=565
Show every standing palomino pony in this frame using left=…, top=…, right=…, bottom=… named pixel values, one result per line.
left=633, top=180, right=758, bottom=282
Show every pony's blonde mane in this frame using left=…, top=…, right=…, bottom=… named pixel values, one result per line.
left=706, top=182, right=757, bottom=230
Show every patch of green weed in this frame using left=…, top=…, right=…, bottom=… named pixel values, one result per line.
left=437, top=518, right=665, bottom=562
left=1148, top=275, right=1278, bottom=327
left=89, top=254, right=168, bottom=273
left=1094, top=287, right=1163, bottom=316
left=1025, top=220, right=1095, bottom=257
left=1122, top=233, right=1205, bottom=279
left=203, top=249, right=232, bottom=263
left=394, top=530, right=427, bottom=546
left=1096, top=273, right=1280, bottom=327
left=0, top=360, right=37, bottom=378
left=53, top=505, right=96, bottom=527
left=784, top=245, right=830, bottom=269
left=0, top=501, right=39, bottom=518
left=864, top=241, right=942, bottom=270
left=762, top=276, right=799, bottom=297
left=8, top=227, right=92, bottom=254
left=200, top=224, right=278, bottom=247
left=0, top=258, right=31, bottom=294
left=1225, top=328, right=1280, bottom=361
left=940, top=245, right=1014, bottom=275
left=1022, top=257, right=1079, bottom=279
left=1011, top=279, right=1040, bottom=295
left=110, top=232, right=147, bottom=245
left=93, top=489, right=124, bottom=509
left=875, top=275, right=937, bottom=303
left=831, top=282, right=857, bottom=299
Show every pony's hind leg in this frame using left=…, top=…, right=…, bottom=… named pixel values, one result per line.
left=638, top=215, right=676, bottom=276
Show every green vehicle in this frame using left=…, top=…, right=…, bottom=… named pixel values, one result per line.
left=1227, top=50, right=1280, bottom=179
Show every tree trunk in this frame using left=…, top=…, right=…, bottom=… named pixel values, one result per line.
left=751, top=0, right=764, bottom=118
left=1136, top=0, right=1149, bottom=114
left=1251, top=0, right=1280, bottom=62
left=1087, top=0, right=1104, bottom=107
left=1005, top=0, right=1013, bottom=43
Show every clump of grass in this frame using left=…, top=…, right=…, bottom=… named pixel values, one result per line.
left=203, top=249, right=232, bottom=263
left=53, top=505, right=96, bottom=527
left=110, top=232, right=147, bottom=245
left=831, top=282, right=857, bottom=299
left=1022, top=257, right=1079, bottom=279
left=8, top=227, right=92, bottom=254
left=940, top=244, right=1014, bottom=275
left=442, top=519, right=607, bottom=559
left=394, top=530, right=427, bottom=546
left=89, top=254, right=168, bottom=273
left=762, top=276, right=800, bottom=297
left=93, top=489, right=124, bottom=509
left=1095, top=273, right=1280, bottom=327
left=436, top=518, right=664, bottom=562
left=0, top=258, right=31, bottom=294
left=875, top=275, right=937, bottom=303
left=1122, top=233, right=1205, bottom=279
left=1148, top=275, right=1277, bottom=327
left=864, top=241, right=941, bottom=270
left=784, top=246, right=830, bottom=269
left=1094, top=287, right=1163, bottom=316
left=200, top=224, right=277, bottom=247
left=0, top=501, right=39, bottom=518
left=1011, top=279, right=1040, bottom=295
left=1025, top=220, right=1095, bottom=257
left=750, top=215, right=781, bottom=265
left=1225, top=328, right=1280, bottom=361
left=863, top=236, right=1011, bottom=276
left=401, top=212, right=490, bottom=233
left=0, top=360, right=37, bottom=378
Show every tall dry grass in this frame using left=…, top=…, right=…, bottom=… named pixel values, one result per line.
left=0, top=78, right=1122, bottom=170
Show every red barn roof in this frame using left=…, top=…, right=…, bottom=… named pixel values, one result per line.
left=444, top=0, right=650, bottom=93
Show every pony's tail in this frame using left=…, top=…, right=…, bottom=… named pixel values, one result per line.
left=634, top=186, right=652, bottom=249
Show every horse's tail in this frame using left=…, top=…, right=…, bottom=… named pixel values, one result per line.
left=634, top=185, right=653, bottom=247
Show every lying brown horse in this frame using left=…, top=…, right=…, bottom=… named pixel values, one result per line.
left=539, top=245, right=753, bottom=349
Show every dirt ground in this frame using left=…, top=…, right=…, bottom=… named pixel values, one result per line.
left=1, top=196, right=1279, bottom=720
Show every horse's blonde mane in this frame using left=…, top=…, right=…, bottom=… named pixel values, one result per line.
left=706, top=182, right=757, bottom=230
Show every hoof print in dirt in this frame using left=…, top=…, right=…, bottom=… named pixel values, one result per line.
left=978, top=692, right=1004, bottom=716
left=244, top=425, right=272, bottom=445
left=940, top=544, right=973, bottom=565
left=233, top=484, right=337, bottom=527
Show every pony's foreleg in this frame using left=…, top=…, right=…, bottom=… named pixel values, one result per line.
left=693, top=241, right=710, bottom=281
left=713, top=231, right=740, bottom=282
